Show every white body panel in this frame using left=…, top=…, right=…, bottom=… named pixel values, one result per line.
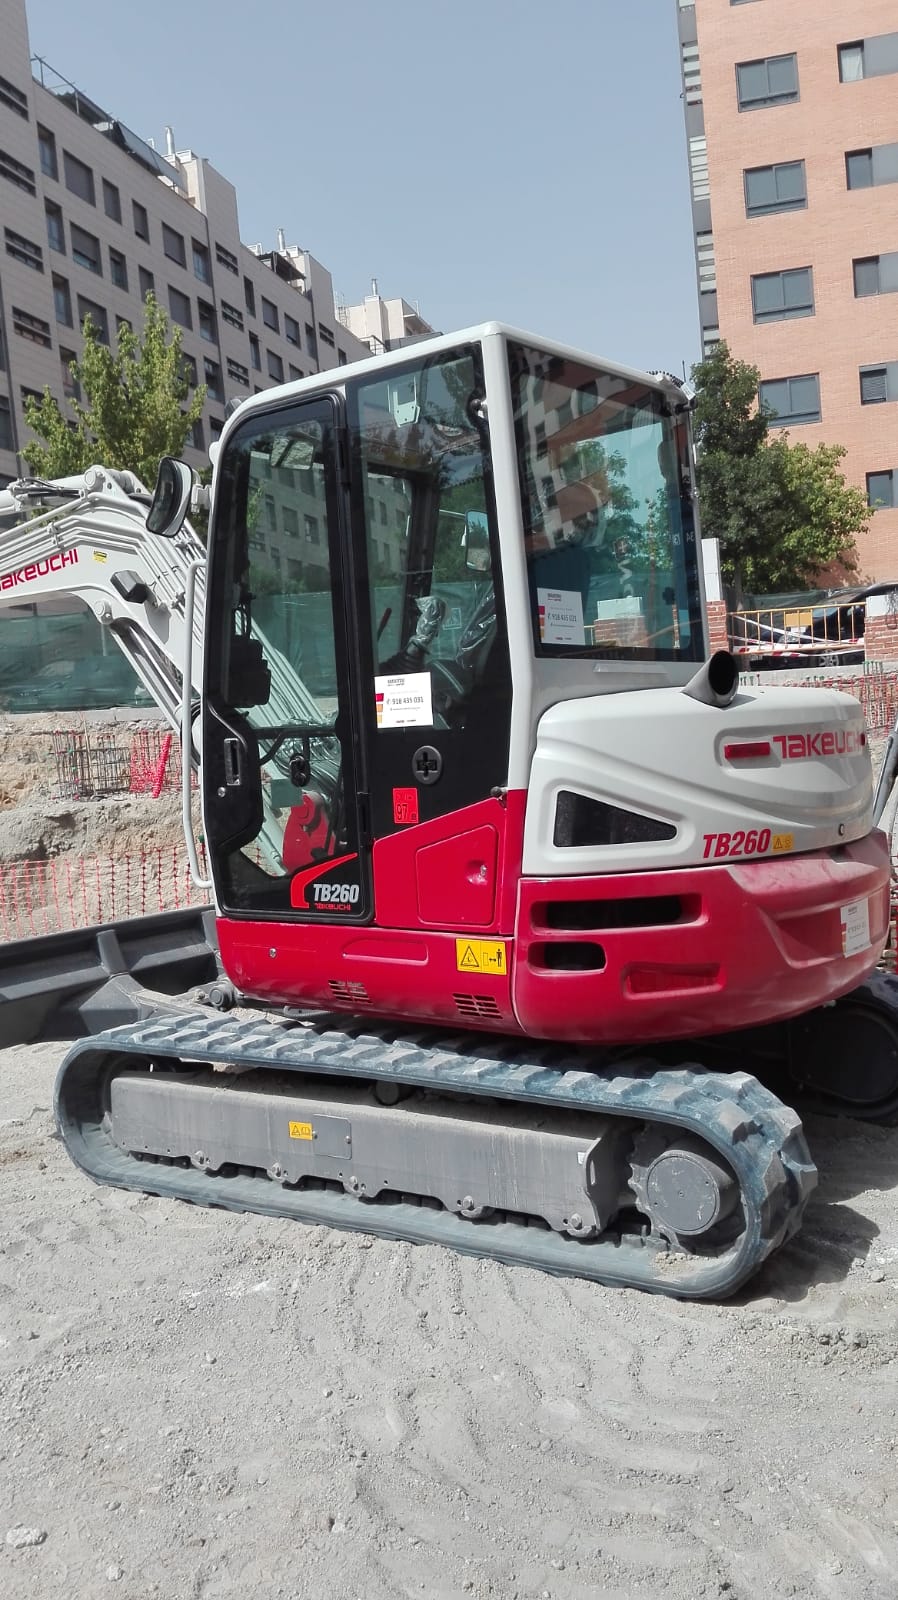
left=523, top=684, right=872, bottom=876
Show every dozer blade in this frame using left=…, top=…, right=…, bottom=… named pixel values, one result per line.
left=55, top=1011, right=816, bottom=1301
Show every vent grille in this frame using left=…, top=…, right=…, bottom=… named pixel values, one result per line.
left=453, top=993, right=502, bottom=1019
left=328, top=980, right=371, bottom=1005
left=554, top=790, right=676, bottom=848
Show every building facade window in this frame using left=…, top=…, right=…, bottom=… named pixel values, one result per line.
left=249, top=332, right=261, bottom=370
left=267, top=350, right=284, bottom=382
left=736, top=54, right=799, bottom=110
left=745, top=160, right=807, bottom=216
left=132, top=201, right=149, bottom=241
left=751, top=267, right=814, bottom=322
left=284, top=314, right=300, bottom=346
left=867, top=470, right=898, bottom=509
left=226, top=357, right=249, bottom=386
left=759, top=373, right=820, bottom=425
left=244, top=277, right=256, bottom=316
left=221, top=300, right=243, bottom=330
left=77, top=296, right=109, bottom=344
left=203, top=358, right=223, bottom=401
left=162, top=224, right=186, bottom=266
left=846, top=144, right=898, bottom=190
left=689, top=135, right=709, bottom=201
left=6, top=228, right=43, bottom=271
left=38, top=126, right=58, bottom=180
left=12, top=307, right=52, bottom=348
left=854, top=254, right=898, bottom=297
left=197, top=300, right=217, bottom=343
left=839, top=34, right=898, bottom=82
left=288, top=364, right=303, bottom=382
left=109, top=248, right=128, bottom=291
left=52, top=274, right=73, bottom=326
left=0, top=75, right=28, bottom=118
left=216, top=242, right=238, bottom=274
left=305, top=324, right=318, bottom=361
left=682, top=42, right=702, bottom=104
left=702, top=326, right=720, bottom=356
left=860, top=364, right=898, bottom=404
left=70, top=223, right=101, bottom=274
left=696, top=231, right=716, bottom=293
left=304, top=513, right=320, bottom=544
left=192, top=240, right=211, bottom=283
left=0, top=148, right=36, bottom=194
left=0, top=397, right=13, bottom=452
left=60, top=348, right=79, bottom=399
left=138, top=265, right=154, bottom=302
left=168, top=286, right=192, bottom=329
left=45, top=201, right=65, bottom=254
left=63, top=151, right=95, bottom=205
left=187, top=416, right=204, bottom=451
left=261, top=297, right=279, bottom=332
left=102, top=179, right=122, bottom=223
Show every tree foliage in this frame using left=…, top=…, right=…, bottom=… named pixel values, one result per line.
left=690, top=341, right=869, bottom=594
left=22, top=294, right=206, bottom=490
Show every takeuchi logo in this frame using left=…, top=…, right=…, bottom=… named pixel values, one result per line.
left=772, top=729, right=865, bottom=759
left=0, top=548, right=79, bottom=590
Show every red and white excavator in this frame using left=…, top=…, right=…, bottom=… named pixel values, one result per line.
left=1, top=321, right=896, bottom=1299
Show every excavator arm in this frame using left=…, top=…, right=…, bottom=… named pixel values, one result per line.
left=0, top=465, right=207, bottom=731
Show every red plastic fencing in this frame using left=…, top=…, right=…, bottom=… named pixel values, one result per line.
left=0, top=845, right=210, bottom=940
left=48, top=727, right=191, bottom=799
left=739, top=669, right=898, bottom=733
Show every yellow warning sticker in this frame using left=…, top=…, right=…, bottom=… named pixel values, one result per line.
left=288, top=1120, right=313, bottom=1141
left=455, top=939, right=507, bottom=976
left=772, top=833, right=794, bottom=853
left=92, top=549, right=108, bottom=563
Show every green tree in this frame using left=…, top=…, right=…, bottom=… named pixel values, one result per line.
left=691, top=341, right=868, bottom=595
left=22, top=294, right=206, bottom=490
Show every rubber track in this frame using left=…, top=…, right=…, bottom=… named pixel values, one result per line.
left=55, top=1012, right=818, bottom=1301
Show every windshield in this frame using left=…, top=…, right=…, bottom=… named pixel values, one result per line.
left=508, top=341, right=704, bottom=661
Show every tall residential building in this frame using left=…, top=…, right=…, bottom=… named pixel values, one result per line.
left=337, top=280, right=435, bottom=354
left=678, top=0, right=898, bottom=580
left=0, top=0, right=416, bottom=490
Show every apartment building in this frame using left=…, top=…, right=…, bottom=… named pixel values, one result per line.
left=337, top=280, right=434, bottom=353
left=0, top=0, right=395, bottom=491
left=678, top=0, right=898, bottom=579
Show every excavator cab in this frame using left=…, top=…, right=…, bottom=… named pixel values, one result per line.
left=198, top=328, right=703, bottom=970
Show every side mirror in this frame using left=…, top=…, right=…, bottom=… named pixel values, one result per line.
left=464, top=510, right=491, bottom=573
left=147, top=457, right=194, bottom=537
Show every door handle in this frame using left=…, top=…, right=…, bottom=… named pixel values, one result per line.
left=223, top=736, right=243, bottom=787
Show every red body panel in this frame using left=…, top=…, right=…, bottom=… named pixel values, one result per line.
left=216, top=793, right=890, bottom=1044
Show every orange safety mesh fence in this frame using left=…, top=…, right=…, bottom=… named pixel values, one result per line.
left=0, top=845, right=210, bottom=941
left=48, top=727, right=192, bottom=799
left=738, top=669, right=898, bottom=733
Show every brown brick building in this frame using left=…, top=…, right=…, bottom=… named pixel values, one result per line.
left=678, top=0, right=898, bottom=581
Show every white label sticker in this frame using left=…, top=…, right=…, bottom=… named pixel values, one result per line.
left=841, top=898, right=871, bottom=956
left=374, top=671, right=433, bottom=729
left=537, top=587, right=585, bottom=646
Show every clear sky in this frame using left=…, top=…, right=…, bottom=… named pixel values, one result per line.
left=23, top=0, right=701, bottom=376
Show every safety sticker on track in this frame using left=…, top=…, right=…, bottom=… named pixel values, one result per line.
left=455, top=939, right=507, bottom=975
left=288, top=1120, right=313, bottom=1141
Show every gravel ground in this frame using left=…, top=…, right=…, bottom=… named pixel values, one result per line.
left=1, top=1040, right=898, bottom=1600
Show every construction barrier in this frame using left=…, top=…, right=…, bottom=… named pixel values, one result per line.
left=49, top=727, right=189, bottom=800
left=0, top=845, right=209, bottom=941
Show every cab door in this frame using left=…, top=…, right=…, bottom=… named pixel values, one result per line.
left=347, top=343, right=513, bottom=927
left=203, top=396, right=370, bottom=921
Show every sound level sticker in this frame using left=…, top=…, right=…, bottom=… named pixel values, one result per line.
left=455, top=939, right=507, bottom=975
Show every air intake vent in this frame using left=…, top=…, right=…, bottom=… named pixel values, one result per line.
left=328, top=980, right=372, bottom=1005
left=453, top=993, right=502, bottom=1019
left=554, top=791, right=676, bottom=848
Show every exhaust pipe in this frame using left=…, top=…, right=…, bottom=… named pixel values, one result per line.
left=682, top=650, right=740, bottom=709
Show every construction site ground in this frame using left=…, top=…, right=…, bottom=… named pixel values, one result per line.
left=0, top=711, right=897, bottom=1600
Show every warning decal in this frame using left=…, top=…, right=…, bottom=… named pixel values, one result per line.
left=288, top=1121, right=313, bottom=1141
left=455, top=939, right=507, bottom=976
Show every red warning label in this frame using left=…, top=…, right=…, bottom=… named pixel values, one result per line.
left=392, top=787, right=419, bottom=825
